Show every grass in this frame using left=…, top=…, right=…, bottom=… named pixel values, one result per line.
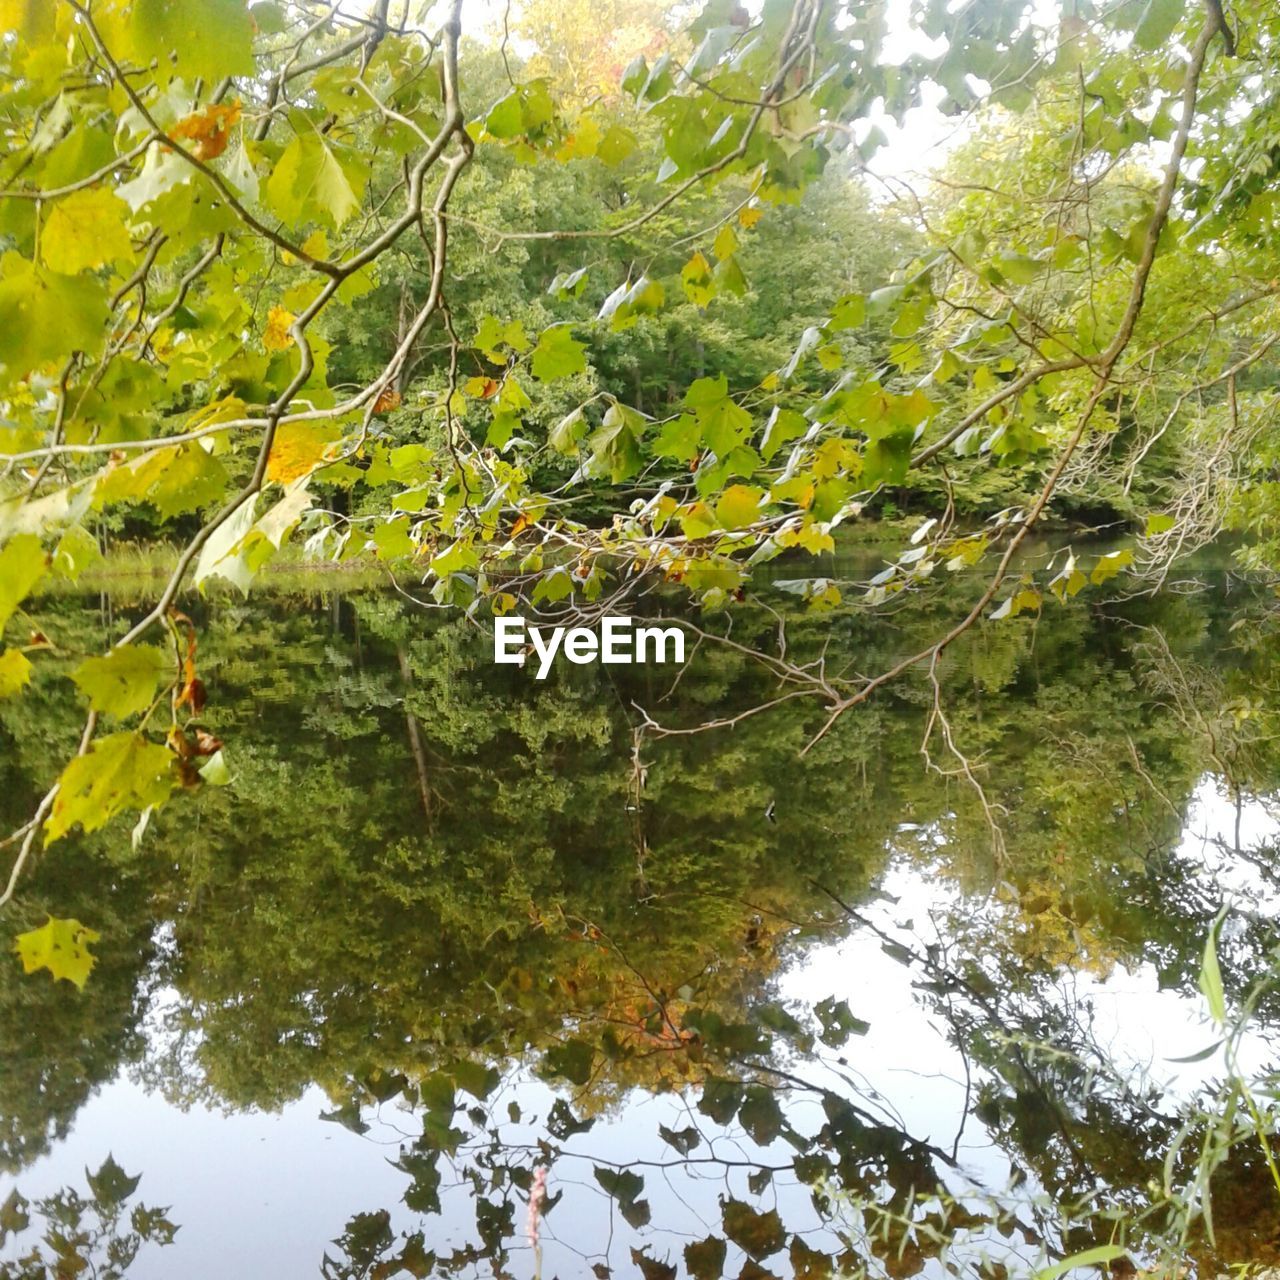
left=41, top=540, right=390, bottom=601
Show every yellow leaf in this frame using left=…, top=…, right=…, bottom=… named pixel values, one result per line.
left=301, top=228, right=329, bottom=258
left=716, top=484, right=764, bottom=530
left=738, top=205, right=763, bottom=228
left=778, top=524, right=835, bottom=555
left=556, top=116, right=601, bottom=161
left=0, top=533, right=47, bottom=632
left=41, top=189, right=132, bottom=275
left=45, top=731, right=175, bottom=844
left=0, top=0, right=54, bottom=43
left=15, top=916, right=100, bottom=990
left=1090, top=548, right=1134, bottom=585
left=263, top=304, right=296, bottom=351
left=712, top=223, right=739, bottom=261
left=0, top=647, right=33, bottom=698
left=266, top=422, right=338, bottom=484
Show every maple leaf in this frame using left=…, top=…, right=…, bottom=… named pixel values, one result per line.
left=45, top=732, right=175, bottom=844
left=263, top=304, right=296, bottom=352
left=170, top=100, right=242, bottom=161
left=266, top=130, right=368, bottom=229
left=266, top=423, right=337, bottom=484
left=15, top=917, right=101, bottom=990
left=71, top=644, right=169, bottom=719
left=0, top=648, right=33, bottom=699
left=41, top=189, right=133, bottom=275
left=0, top=534, right=47, bottom=632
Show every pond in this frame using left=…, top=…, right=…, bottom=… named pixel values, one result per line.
left=2, top=561, right=1280, bottom=1278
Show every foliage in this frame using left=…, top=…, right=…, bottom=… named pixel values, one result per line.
left=0, top=1158, right=176, bottom=1279
left=3, top=0, right=1280, bottom=920
left=1, top=583, right=1279, bottom=1270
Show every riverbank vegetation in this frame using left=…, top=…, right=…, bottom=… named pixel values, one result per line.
left=6, top=0, right=1280, bottom=1274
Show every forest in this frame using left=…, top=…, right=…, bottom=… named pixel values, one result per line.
left=4, top=0, right=1280, bottom=1276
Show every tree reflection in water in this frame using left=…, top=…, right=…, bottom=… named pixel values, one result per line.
left=3, top=573, right=1280, bottom=1276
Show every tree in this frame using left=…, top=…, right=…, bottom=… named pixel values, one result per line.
left=0, top=0, right=1275, bottom=962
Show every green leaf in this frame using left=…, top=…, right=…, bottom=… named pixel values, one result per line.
left=658, top=1123, right=701, bottom=1154
left=429, top=539, right=478, bottom=578
left=0, top=1186, right=29, bottom=1247
left=1090, top=548, right=1134, bottom=585
left=41, top=189, right=133, bottom=275
left=0, top=252, right=109, bottom=383
left=814, top=996, right=869, bottom=1047
left=722, top=1199, right=785, bottom=1260
left=990, top=587, right=1042, bottom=621
left=684, top=1236, right=727, bottom=1280
left=450, top=1060, right=499, bottom=1101
left=485, top=91, right=525, bottom=139
left=1200, top=916, right=1227, bottom=1024
left=72, top=645, right=168, bottom=719
left=685, top=375, right=751, bottom=455
left=86, top=1155, right=142, bottom=1208
left=267, top=130, right=368, bottom=229
left=548, top=408, right=586, bottom=455
left=0, top=648, right=33, bottom=699
left=14, top=916, right=101, bottom=990
left=547, top=266, right=589, bottom=299
left=194, top=495, right=259, bottom=595
left=148, top=445, right=229, bottom=520
left=698, top=1077, right=743, bottom=1124
left=1133, top=0, right=1183, bottom=49
left=1144, top=513, right=1175, bottom=536
left=0, top=534, right=47, bottom=633
left=760, top=408, right=808, bottom=461
left=1035, top=1245, right=1129, bottom=1280
left=583, top=402, right=646, bottom=482
left=530, top=324, right=587, bottom=381
left=597, top=123, right=637, bottom=165
left=653, top=414, right=700, bottom=462
left=1165, top=1038, right=1224, bottom=1064
left=828, top=293, right=865, bottom=330
left=540, top=1037, right=594, bottom=1085
left=594, top=1167, right=650, bottom=1229
left=473, top=315, right=529, bottom=361
left=128, top=0, right=255, bottom=83
left=198, top=749, right=232, bottom=786
left=45, top=732, right=175, bottom=844
left=738, top=1085, right=784, bottom=1145
left=53, top=525, right=101, bottom=582
left=713, top=223, right=739, bottom=261
left=861, top=433, right=912, bottom=487
left=485, top=82, right=555, bottom=139
left=599, top=275, right=664, bottom=331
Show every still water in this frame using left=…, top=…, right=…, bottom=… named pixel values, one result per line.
left=3, top=564, right=1280, bottom=1277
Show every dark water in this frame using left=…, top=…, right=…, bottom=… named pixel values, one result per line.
left=3, top=564, right=1280, bottom=1278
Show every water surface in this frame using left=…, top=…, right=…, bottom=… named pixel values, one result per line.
left=3, top=566, right=1279, bottom=1277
